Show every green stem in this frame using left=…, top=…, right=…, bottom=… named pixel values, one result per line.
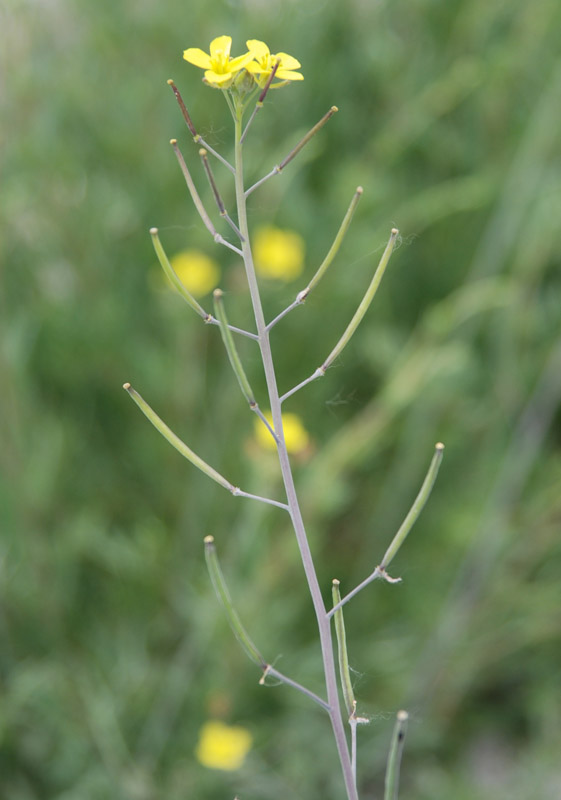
left=232, top=102, right=358, bottom=800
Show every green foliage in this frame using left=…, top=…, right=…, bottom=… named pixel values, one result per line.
left=2, top=0, right=561, bottom=797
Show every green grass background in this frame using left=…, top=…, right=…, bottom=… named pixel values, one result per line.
left=2, top=0, right=561, bottom=797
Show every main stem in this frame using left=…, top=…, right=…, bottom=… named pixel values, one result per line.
left=233, top=108, right=358, bottom=800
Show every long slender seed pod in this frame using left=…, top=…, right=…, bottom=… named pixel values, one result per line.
left=199, top=149, right=244, bottom=240
left=123, top=383, right=234, bottom=492
left=213, top=289, right=255, bottom=405
left=150, top=228, right=209, bottom=319
left=204, top=536, right=266, bottom=668
left=322, top=228, right=398, bottom=372
left=384, top=711, right=409, bottom=800
left=278, top=106, right=339, bottom=171
left=332, top=579, right=356, bottom=718
left=170, top=139, right=217, bottom=238
left=167, top=79, right=198, bottom=137
left=245, top=106, right=339, bottom=198
left=279, top=228, right=399, bottom=405
left=380, top=443, right=444, bottom=570
left=301, top=187, right=363, bottom=300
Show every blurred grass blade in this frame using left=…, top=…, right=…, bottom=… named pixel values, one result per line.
left=322, top=228, right=398, bottom=372
left=332, top=579, right=356, bottom=718
left=384, top=711, right=408, bottom=800
left=204, top=536, right=266, bottom=668
left=150, top=228, right=209, bottom=319
left=123, top=383, right=234, bottom=492
left=380, top=443, right=444, bottom=570
left=213, top=289, right=255, bottom=405
left=302, top=187, right=363, bottom=299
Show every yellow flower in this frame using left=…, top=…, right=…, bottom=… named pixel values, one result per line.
left=168, top=249, right=220, bottom=297
left=195, top=720, right=253, bottom=771
left=255, top=412, right=311, bottom=455
left=183, top=35, right=255, bottom=88
left=253, top=225, right=305, bottom=281
left=246, top=40, right=303, bottom=87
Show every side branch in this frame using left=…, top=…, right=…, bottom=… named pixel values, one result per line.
left=379, top=442, right=444, bottom=571
left=240, top=59, right=281, bottom=143
left=205, top=536, right=329, bottom=712
left=150, top=228, right=257, bottom=340
left=123, top=383, right=286, bottom=509
left=281, top=228, right=398, bottom=403
left=170, top=139, right=242, bottom=256
left=245, top=106, right=338, bottom=197
left=327, top=443, right=445, bottom=618
left=167, top=79, right=235, bottom=173
left=213, top=289, right=278, bottom=444
left=267, top=187, right=363, bottom=330
left=199, top=149, right=244, bottom=240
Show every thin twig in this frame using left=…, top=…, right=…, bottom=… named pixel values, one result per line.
left=124, top=384, right=286, bottom=510
left=213, top=289, right=278, bottom=445
left=267, top=187, right=363, bottom=330
left=280, top=368, right=324, bottom=404
left=167, top=79, right=235, bottom=173
left=262, top=666, right=330, bottom=712
left=328, top=443, right=445, bottom=618
left=167, top=79, right=198, bottom=136
left=232, top=488, right=289, bottom=511
left=170, top=139, right=242, bottom=256
left=146, top=236, right=258, bottom=338
left=240, top=59, right=281, bottom=143
left=199, top=149, right=244, bottom=240
left=205, top=316, right=259, bottom=341
left=280, top=229, right=398, bottom=403
left=327, top=567, right=389, bottom=619
left=266, top=297, right=303, bottom=331
left=204, top=536, right=328, bottom=712
left=245, top=106, right=338, bottom=197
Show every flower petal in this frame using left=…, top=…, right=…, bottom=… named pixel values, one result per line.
left=246, top=39, right=270, bottom=59
left=204, top=69, right=234, bottom=86
left=276, top=69, right=304, bottom=81
left=183, top=48, right=212, bottom=69
left=209, top=35, right=232, bottom=59
left=274, top=52, right=301, bottom=70
left=228, top=51, right=256, bottom=72
left=245, top=62, right=267, bottom=74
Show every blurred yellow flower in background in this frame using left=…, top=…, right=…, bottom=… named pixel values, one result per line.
left=255, top=412, right=311, bottom=455
left=253, top=225, right=305, bottom=281
left=169, top=249, right=220, bottom=297
left=195, top=720, right=253, bottom=771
